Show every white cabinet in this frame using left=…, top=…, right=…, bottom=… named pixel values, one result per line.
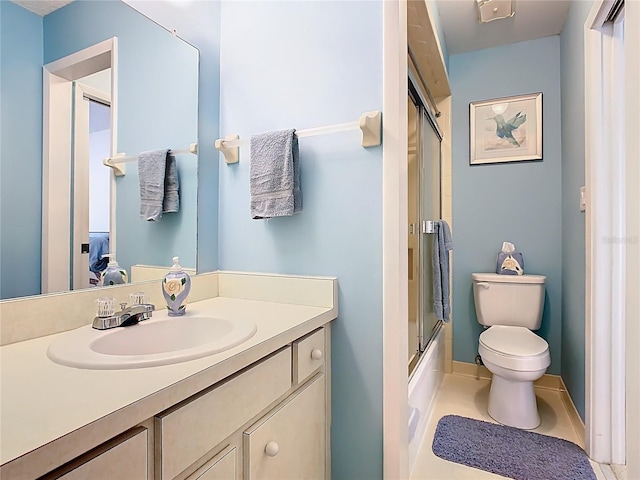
left=162, top=327, right=329, bottom=480
left=37, top=325, right=330, bottom=480
left=244, top=374, right=326, bottom=480
left=41, top=427, right=148, bottom=480
left=155, top=348, right=292, bottom=480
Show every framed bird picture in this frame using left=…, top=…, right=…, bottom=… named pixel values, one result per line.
left=469, top=92, right=542, bottom=164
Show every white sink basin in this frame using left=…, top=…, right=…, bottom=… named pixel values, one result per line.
left=47, top=315, right=257, bottom=369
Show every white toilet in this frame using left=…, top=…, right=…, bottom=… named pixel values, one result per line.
left=472, top=272, right=551, bottom=429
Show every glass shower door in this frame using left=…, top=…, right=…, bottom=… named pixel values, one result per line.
left=408, top=84, right=442, bottom=376
left=419, top=108, right=442, bottom=351
left=408, top=96, right=420, bottom=371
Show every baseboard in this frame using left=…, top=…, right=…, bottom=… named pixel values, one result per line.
left=451, top=360, right=492, bottom=380
left=451, top=361, right=563, bottom=390
left=559, top=377, right=586, bottom=448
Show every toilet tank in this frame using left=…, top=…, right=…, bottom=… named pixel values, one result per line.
left=472, top=273, right=546, bottom=329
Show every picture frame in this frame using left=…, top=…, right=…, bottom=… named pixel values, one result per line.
left=469, top=92, right=542, bottom=165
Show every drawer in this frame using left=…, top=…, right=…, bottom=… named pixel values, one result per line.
left=43, top=427, right=148, bottom=480
left=189, top=446, right=237, bottom=480
left=293, top=328, right=325, bottom=385
left=243, top=374, right=325, bottom=480
left=156, top=347, right=292, bottom=480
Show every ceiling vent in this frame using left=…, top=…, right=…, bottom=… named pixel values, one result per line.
left=476, top=0, right=515, bottom=23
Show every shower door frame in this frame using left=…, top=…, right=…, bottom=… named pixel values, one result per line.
left=408, top=76, right=443, bottom=373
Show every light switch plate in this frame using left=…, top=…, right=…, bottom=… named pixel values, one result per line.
left=580, top=186, right=586, bottom=212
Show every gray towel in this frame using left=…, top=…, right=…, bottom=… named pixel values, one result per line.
left=250, top=129, right=301, bottom=219
left=432, top=220, right=453, bottom=322
left=138, top=149, right=179, bottom=221
left=163, top=152, right=179, bottom=214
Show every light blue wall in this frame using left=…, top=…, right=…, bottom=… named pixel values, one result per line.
left=450, top=36, right=563, bottom=375
left=0, top=2, right=43, bottom=299
left=217, top=2, right=383, bottom=478
left=560, top=1, right=592, bottom=421
left=44, top=0, right=199, bottom=272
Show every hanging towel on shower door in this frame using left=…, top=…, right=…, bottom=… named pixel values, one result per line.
left=250, top=129, right=301, bottom=219
left=432, top=220, right=453, bottom=322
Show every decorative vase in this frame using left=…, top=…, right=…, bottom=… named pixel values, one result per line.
left=162, top=257, right=191, bottom=316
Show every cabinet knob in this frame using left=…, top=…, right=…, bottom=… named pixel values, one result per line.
left=311, top=349, right=323, bottom=361
left=265, top=441, right=279, bottom=457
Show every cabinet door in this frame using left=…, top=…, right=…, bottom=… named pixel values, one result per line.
left=156, top=347, right=292, bottom=480
left=244, top=375, right=325, bottom=480
left=42, top=427, right=148, bottom=480
left=189, top=446, right=237, bottom=480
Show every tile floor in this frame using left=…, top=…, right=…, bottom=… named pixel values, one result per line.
left=410, top=373, right=606, bottom=480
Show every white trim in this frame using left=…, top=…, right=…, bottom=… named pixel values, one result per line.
left=73, top=84, right=90, bottom=290
left=77, top=83, right=110, bottom=105
left=609, top=12, right=626, bottom=466
left=41, top=72, right=73, bottom=293
left=623, top=3, right=640, bottom=478
left=382, top=1, right=408, bottom=478
left=70, top=82, right=111, bottom=289
left=41, top=38, right=117, bottom=294
left=109, top=39, right=118, bottom=257
left=584, top=0, right=627, bottom=465
left=44, top=38, right=113, bottom=81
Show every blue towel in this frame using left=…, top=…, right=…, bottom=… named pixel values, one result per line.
left=250, top=129, right=301, bottom=219
left=89, top=232, right=109, bottom=273
left=163, top=152, right=180, bottom=214
left=138, top=149, right=179, bottom=221
left=432, top=220, right=453, bottom=322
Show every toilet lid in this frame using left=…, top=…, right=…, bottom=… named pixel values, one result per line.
left=479, top=326, right=548, bottom=357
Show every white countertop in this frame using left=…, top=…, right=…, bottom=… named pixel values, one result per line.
left=0, top=295, right=336, bottom=478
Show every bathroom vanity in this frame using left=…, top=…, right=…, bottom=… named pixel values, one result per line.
left=0, top=273, right=337, bottom=480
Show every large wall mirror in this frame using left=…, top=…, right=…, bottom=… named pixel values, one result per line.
left=0, top=0, right=199, bottom=300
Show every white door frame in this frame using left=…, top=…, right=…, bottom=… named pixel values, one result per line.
left=584, top=0, right=639, bottom=471
left=72, top=83, right=91, bottom=290
left=382, top=1, right=409, bottom=478
left=72, top=83, right=111, bottom=290
left=620, top=2, right=640, bottom=478
left=41, top=38, right=118, bottom=293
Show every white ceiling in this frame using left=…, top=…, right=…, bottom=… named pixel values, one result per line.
left=435, top=0, right=572, bottom=55
left=13, top=0, right=571, bottom=58
left=11, top=0, right=73, bottom=16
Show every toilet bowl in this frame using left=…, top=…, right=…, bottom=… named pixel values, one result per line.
left=479, top=325, right=550, bottom=429
left=471, top=273, right=550, bottom=430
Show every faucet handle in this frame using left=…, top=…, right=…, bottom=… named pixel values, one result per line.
left=130, top=292, right=147, bottom=306
left=137, top=303, right=155, bottom=321
left=96, top=297, right=115, bottom=318
left=120, top=302, right=128, bottom=311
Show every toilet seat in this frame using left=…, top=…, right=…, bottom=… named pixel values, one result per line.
left=479, top=326, right=550, bottom=372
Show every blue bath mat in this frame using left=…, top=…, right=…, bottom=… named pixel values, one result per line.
left=432, top=415, right=596, bottom=480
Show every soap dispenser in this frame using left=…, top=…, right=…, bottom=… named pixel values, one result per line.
left=101, top=254, right=128, bottom=286
left=162, top=256, right=191, bottom=316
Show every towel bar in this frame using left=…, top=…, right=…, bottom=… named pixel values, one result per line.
left=103, top=143, right=198, bottom=176
left=215, top=110, right=382, bottom=164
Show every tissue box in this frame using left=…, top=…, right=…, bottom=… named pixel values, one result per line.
left=497, top=252, right=524, bottom=275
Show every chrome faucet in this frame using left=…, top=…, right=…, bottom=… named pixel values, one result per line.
left=92, top=302, right=155, bottom=330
